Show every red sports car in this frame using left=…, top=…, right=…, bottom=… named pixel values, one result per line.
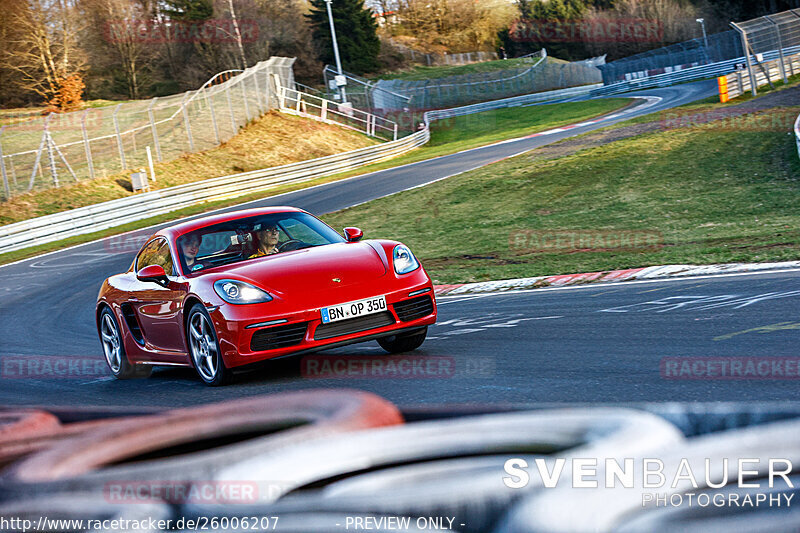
left=96, top=207, right=437, bottom=385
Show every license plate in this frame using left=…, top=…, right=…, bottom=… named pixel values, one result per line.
left=321, top=296, right=387, bottom=324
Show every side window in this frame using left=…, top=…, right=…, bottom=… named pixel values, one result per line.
left=136, top=238, right=175, bottom=275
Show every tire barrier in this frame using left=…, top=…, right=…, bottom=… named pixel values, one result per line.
left=2, top=394, right=800, bottom=532
left=179, top=408, right=683, bottom=533
left=0, top=390, right=402, bottom=499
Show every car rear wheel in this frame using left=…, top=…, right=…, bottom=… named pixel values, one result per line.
left=377, top=327, right=428, bottom=354
left=187, top=304, right=231, bottom=386
left=98, top=307, right=151, bottom=379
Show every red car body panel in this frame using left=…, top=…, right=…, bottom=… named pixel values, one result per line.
left=96, top=207, right=437, bottom=370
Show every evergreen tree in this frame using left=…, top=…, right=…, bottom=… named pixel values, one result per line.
left=306, top=0, right=380, bottom=75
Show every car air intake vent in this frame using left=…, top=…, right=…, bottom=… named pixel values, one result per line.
left=393, top=295, right=434, bottom=322
left=314, top=312, right=395, bottom=341
left=120, top=304, right=144, bottom=345
left=250, top=322, right=308, bottom=352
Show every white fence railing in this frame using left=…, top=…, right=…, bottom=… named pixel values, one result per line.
left=0, top=83, right=606, bottom=255
left=719, top=51, right=800, bottom=100
left=279, top=88, right=399, bottom=140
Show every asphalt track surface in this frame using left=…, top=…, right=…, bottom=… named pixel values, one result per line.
left=6, top=79, right=795, bottom=408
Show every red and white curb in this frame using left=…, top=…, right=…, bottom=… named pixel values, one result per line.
left=433, top=261, right=800, bottom=296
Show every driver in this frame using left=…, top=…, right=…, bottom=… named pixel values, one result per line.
left=181, top=233, right=202, bottom=270
left=249, top=224, right=280, bottom=258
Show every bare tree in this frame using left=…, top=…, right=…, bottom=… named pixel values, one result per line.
left=3, top=0, right=87, bottom=101
left=82, top=0, right=155, bottom=99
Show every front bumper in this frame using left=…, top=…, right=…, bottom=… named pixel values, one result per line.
left=210, top=277, right=437, bottom=369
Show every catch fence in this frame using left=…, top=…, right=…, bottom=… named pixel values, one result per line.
left=0, top=57, right=296, bottom=201
left=325, top=51, right=603, bottom=112
left=732, top=10, right=800, bottom=96
left=598, top=30, right=743, bottom=85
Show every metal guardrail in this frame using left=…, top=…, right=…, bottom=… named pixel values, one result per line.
left=720, top=51, right=800, bottom=100
left=0, top=83, right=609, bottom=255
left=0, top=114, right=428, bottom=255
left=591, top=45, right=800, bottom=96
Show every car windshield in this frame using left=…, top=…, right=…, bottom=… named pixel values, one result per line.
left=176, top=212, right=345, bottom=274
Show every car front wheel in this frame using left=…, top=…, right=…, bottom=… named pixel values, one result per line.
left=377, top=327, right=428, bottom=354
left=186, top=303, right=231, bottom=386
left=98, top=307, right=152, bottom=379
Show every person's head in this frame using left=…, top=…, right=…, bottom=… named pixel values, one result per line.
left=181, top=234, right=201, bottom=264
left=257, top=224, right=280, bottom=248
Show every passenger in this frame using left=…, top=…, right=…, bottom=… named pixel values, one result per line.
left=249, top=224, right=280, bottom=258
left=181, top=234, right=201, bottom=269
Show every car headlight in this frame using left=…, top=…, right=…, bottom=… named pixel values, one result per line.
left=213, top=279, right=273, bottom=304
left=393, top=244, right=420, bottom=275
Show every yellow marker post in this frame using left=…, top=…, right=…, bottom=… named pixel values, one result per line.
left=718, top=76, right=730, bottom=103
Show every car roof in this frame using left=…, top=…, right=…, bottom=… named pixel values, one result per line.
left=158, top=206, right=306, bottom=240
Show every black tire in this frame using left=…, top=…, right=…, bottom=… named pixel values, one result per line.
left=377, top=327, right=428, bottom=354
left=186, top=303, right=232, bottom=386
left=98, top=307, right=152, bottom=379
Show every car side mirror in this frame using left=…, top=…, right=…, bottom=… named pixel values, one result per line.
left=137, top=264, right=168, bottom=285
left=344, top=227, right=364, bottom=242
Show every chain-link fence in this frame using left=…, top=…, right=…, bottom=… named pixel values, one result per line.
left=0, top=57, right=296, bottom=201
left=388, top=40, right=499, bottom=67
left=732, top=10, right=800, bottom=95
left=324, top=52, right=602, bottom=112
left=598, top=30, right=743, bottom=85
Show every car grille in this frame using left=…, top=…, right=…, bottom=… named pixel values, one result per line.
left=314, top=311, right=395, bottom=341
left=250, top=322, right=309, bottom=352
left=393, top=295, right=434, bottom=322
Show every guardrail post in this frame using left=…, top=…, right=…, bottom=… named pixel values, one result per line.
left=81, top=111, right=95, bottom=180
left=147, top=98, right=163, bottom=162
left=112, top=105, right=127, bottom=170
left=0, top=127, right=9, bottom=200
left=321, top=99, right=328, bottom=121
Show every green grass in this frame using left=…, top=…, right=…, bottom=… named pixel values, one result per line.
left=325, top=98, right=631, bottom=175
left=322, top=105, right=800, bottom=284
left=371, top=57, right=559, bottom=82
left=0, top=98, right=632, bottom=266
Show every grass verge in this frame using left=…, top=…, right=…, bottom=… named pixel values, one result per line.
left=322, top=105, right=800, bottom=284
left=0, top=98, right=632, bottom=266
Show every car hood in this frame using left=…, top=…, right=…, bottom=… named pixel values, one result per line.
left=208, top=242, right=387, bottom=294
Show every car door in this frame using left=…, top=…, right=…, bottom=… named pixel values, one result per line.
left=130, top=237, right=187, bottom=356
